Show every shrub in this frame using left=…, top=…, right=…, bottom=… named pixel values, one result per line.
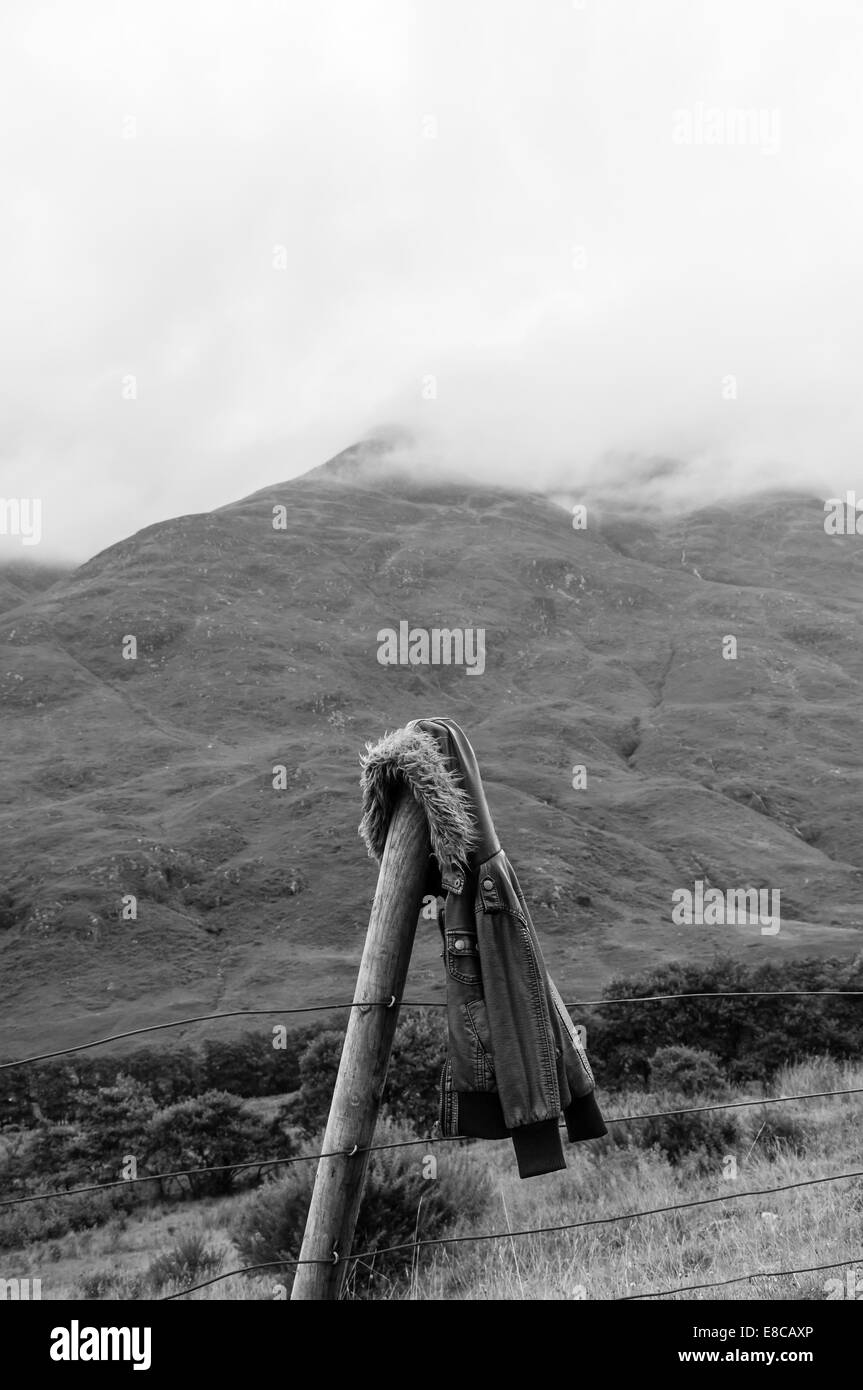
left=10, top=1084, right=290, bottom=1204
left=0, top=1133, right=29, bottom=1195
left=648, top=1046, right=728, bottom=1097
left=200, top=1033, right=296, bottom=1097
left=144, top=1091, right=291, bottom=1197
left=0, top=1187, right=141, bottom=1252
left=384, top=1010, right=447, bottom=1131
left=121, top=1048, right=202, bottom=1106
left=16, top=1077, right=159, bottom=1190
left=147, top=1231, right=224, bottom=1292
left=233, top=1117, right=492, bottom=1296
left=78, top=1269, right=150, bottom=1300
left=606, top=1085, right=741, bottom=1168
left=585, top=954, right=863, bottom=1088
left=290, top=1030, right=344, bottom=1135
left=71, top=1076, right=158, bottom=1180
left=289, top=1010, right=446, bottom=1136
left=638, top=1107, right=741, bottom=1165
left=2, top=1023, right=334, bottom=1129
left=742, top=1107, right=812, bottom=1158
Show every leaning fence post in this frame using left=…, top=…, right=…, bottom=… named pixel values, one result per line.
left=291, top=787, right=431, bottom=1299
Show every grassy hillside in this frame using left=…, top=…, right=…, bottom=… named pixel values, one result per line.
left=2, top=440, right=862, bottom=1054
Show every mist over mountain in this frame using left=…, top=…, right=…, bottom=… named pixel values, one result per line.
left=4, top=1, right=863, bottom=565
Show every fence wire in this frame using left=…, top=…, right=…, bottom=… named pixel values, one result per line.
left=2, top=989, right=860, bottom=1068
left=163, top=1168, right=863, bottom=1298
left=4, top=1084, right=860, bottom=1212
left=4, top=985, right=860, bottom=1305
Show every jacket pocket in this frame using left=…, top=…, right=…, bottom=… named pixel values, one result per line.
left=445, top=929, right=482, bottom=986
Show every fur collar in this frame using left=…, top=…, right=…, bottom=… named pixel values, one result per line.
left=358, top=724, right=478, bottom=870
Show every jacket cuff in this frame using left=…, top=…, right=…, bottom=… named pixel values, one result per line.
left=512, top=1119, right=566, bottom=1179
left=564, top=1089, right=608, bottom=1142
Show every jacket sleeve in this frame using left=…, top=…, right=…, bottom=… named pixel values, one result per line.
left=473, top=888, right=563, bottom=1131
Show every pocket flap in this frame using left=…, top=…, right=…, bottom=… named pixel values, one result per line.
left=445, top=930, right=479, bottom=956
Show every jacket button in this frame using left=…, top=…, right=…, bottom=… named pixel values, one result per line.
left=482, top=877, right=494, bottom=891
left=454, top=938, right=465, bottom=950
left=452, top=876, right=464, bottom=891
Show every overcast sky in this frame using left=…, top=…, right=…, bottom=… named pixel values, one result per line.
left=2, top=0, right=863, bottom=561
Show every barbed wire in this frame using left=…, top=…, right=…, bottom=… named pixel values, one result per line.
left=4, top=1084, right=860, bottom=1212
left=3, top=989, right=860, bottom=1069
left=163, top=1167, right=863, bottom=1297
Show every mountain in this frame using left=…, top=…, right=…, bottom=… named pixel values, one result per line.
left=0, top=559, right=70, bottom=616
left=2, top=438, right=862, bottom=1055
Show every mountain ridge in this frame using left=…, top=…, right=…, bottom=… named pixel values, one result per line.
left=2, top=442, right=861, bottom=1054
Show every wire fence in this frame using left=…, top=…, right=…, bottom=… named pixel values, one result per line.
left=4, top=1083, right=862, bottom=1212
left=166, top=1250, right=863, bottom=1302
left=2, top=986, right=861, bottom=1302
left=161, top=1169, right=863, bottom=1299
left=3, top=989, right=862, bottom=1068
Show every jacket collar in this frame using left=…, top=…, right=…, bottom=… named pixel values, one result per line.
left=358, top=716, right=500, bottom=874
left=410, top=717, right=501, bottom=868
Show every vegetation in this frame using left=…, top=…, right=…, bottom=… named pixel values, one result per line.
left=583, top=955, right=863, bottom=1087
left=1, top=956, right=860, bottom=1298
left=233, top=1116, right=492, bottom=1296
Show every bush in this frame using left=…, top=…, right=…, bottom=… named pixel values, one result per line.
left=200, top=1033, right=297, bottom=1097
left=78, top=1270, right=150, bottom=1300
left=72, top=1077, right=158, bottom=1180
left=585, top=954, right=863, bottom=1088
left=743, top=1107, right=812, bottom=1158
left=648, top=1046, right=728, bottom=1097
left=1, top=1024, right=331, bottom=1129
left=606, top=1083, right=741, bottom=1168
left=290, top=1030, right=344, bottom=1135
left=638, top=1107, right=740, bottom=1165
left=384, top=1010, right=447, bottom=1131
left=233, top=1117, right=492, bottom=1296
left=0, top=1187, right=142, bottom=1252
left=147, top=1231, right=224, bottom=1292
left=16, top=1077, right=159, bottom=1190
left=8, top=1084, right=290, bottom=1205
left=144, top=1090, right=292, bottom=1197
left=289, top=1010, right=446, bottom=1136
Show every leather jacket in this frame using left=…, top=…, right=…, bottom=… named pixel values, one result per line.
left=359, top=716, right=607, bottom=1178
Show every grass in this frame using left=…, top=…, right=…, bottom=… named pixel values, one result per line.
left=4, top=1057, right=859, bottom=1301
left=408, top=1057, right=862, bottom=1301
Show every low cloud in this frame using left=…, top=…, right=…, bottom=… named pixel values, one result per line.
left=1, top=0, right=861, bottom=560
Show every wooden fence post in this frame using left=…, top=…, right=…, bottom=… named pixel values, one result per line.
left=291, top=787, right=431, bottom=1299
